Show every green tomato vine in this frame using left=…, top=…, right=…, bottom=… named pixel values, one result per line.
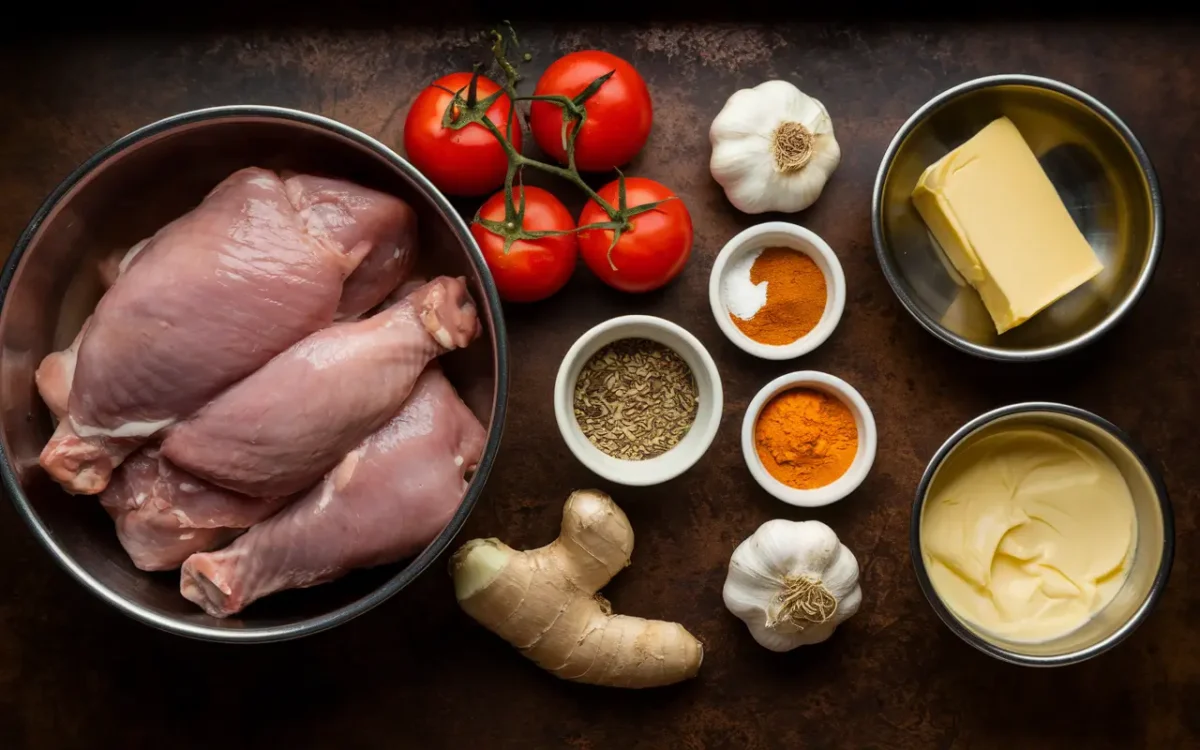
left=436, top=25, right=671, bottom=268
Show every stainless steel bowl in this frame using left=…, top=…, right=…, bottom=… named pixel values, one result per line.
left=912, top=403, right=1173, bottom=666
left=0, top=106, right=509, bottom=642
left=873, top=75, right=1163, bottom=361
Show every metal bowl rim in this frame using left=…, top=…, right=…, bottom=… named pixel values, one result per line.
left=0, top=104, right=510, bottom=643
left=909, top=401, right=1175, bottom=666
left=871, top=73, right=1165, bottom=362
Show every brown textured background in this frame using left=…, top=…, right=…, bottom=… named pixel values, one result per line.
left=1, top=12, right=1197, bottom=749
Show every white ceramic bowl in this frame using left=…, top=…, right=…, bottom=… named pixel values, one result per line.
left=708, top=221, right=847, bottom=360
left=554, top=315, right=723, bottom=486
left=741, top=371, right=877, bottom=507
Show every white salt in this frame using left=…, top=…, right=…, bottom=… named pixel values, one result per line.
left=722, top=248, right=768, bottom=320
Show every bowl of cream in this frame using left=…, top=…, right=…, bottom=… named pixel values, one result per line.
left=912, top=402, right=1174, bottom=666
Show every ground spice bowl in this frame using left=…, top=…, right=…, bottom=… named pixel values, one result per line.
left=741, top=371, right=877, bottom=507
left=554, top=315, right=724, bottom=486
left=708, top=222, right=847, bottom=360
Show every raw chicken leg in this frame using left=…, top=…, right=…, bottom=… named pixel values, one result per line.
left=284, top=174, right=418, bottom=320
left=100, top=448, right=288, bottom=572
left=35, top=316, right=287, bottom=571
left=40, top=167, right=384, bottom=495
left=180, top=365, right=486, bottom=617
left=162, top=276, right=480, bottom=498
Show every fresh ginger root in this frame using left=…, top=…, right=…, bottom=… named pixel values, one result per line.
left=451, top=489, right=704, bottom=688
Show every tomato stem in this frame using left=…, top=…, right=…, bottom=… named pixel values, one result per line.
left=465, top=65, right=481, bottom=108
left=449, top=25, right=663, bottom=257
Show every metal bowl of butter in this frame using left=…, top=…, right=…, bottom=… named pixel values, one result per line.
left=873, top=75, right=1162, bottom=361
left=912, top=403, right=1174, bottom=666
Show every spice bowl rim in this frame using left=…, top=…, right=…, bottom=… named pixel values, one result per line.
left=911, top=401, right=1175, bottom=667
left=708, top=221, right=847, bottom=361
left=740, top=370, right=876, bottom=507
left=554, top=314, right=724, bottom=487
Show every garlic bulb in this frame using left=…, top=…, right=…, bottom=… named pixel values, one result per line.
left=722, top=519, right=861, bottom=652
left=709, top=80, right=841, bottom=214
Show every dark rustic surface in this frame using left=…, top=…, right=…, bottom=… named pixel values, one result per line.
left=1, top=17, right=1197, bottom=750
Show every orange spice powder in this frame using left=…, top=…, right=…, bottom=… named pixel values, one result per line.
left=754, top=388, right=858, bottom=490
left=732, top=248, right=827, bottom=346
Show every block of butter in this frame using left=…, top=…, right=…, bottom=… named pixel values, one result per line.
left=912, top=117, right=1103, bottom=334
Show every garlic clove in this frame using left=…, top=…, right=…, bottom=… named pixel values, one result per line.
left=709, top=86, right=785, bottom=140
left=722, top=180, right=783, bottom=215
left=788, top=91, right=832, bottom=133
left=756, top=79, right=812, bottom=111
left=810, top=129, right=842, bottom=174
left=819, top=544, right=861, bottom=599
left=710, top=142, right=768, bottom=186
left=793, top=620, right=839, bottom=646
left=749, top=623, right=809, bottom=653
left=723, top=566, right=785, bottom=617
left=836, top=585, right=863, bottom=623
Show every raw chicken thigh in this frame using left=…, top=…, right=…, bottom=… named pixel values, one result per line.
left=37, top=246, right=131, bottom=417
left=34, top=306, right=287, bottom=572
left=162, top=276, right=480, bottom=497
left=39, top=167, right=414, bottom=495
left=100, top=448, right=287, bottom=572
left=94, top=173, right=417, bottom=320
left=35, top=319, right=89, bottom=420
left=97, top=237, right=150, bottom=289
left=284, top=174, right=418, bottom=320
left=180, top=365, right=486, bottom=617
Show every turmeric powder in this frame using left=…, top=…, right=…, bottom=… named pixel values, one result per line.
left=731, top=248, right=828, bottom=345
left=754, top=388, right=858, bottom=490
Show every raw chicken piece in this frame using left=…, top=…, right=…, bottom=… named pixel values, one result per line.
left=97, top=251, right=123, bottom=290
left=38, top=239, right=139, bottom=419
left=41, top=176, right=416, bottom=491
left=382, top=275, right=429, bottom=307
left=162, top=276, right=480, bottom=498
left=180, top=365, right=486, bottom=617
left=35, top=319, right=90, bottom=420
left=97, top=237, right=150, bottom=289
left=40, top=167, right=378, bottom=495
left=101, top=448, right=288, bottom=572
left=284, top=174, right=418, bottom=320
left=35, top=276, right=288, bottom=571
left=38, top=237, right=144, bottom=418
left=39, top=235, right=151, bottom=418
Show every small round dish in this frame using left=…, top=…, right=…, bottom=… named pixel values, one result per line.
left=741, top=371, right=876, bottom=506
left=708, top=221, right=847, bottom=360
left=554, top=315, right=723, bottom=486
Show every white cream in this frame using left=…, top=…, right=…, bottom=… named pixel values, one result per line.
left=921, top=425, right=1136, bottom=643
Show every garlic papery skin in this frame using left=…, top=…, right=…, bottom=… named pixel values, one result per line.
left=722, top=519, right=861, bottom=652
left=709, top=80, right=841, bottom=214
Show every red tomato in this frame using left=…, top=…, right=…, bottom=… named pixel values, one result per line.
left=472, top=186, right=578, bottom=303
left=403, top=72, right=522, bottom=197
left=577, top=178, right=693, bottom=293
left=529, top=51, right=652, bottom=172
